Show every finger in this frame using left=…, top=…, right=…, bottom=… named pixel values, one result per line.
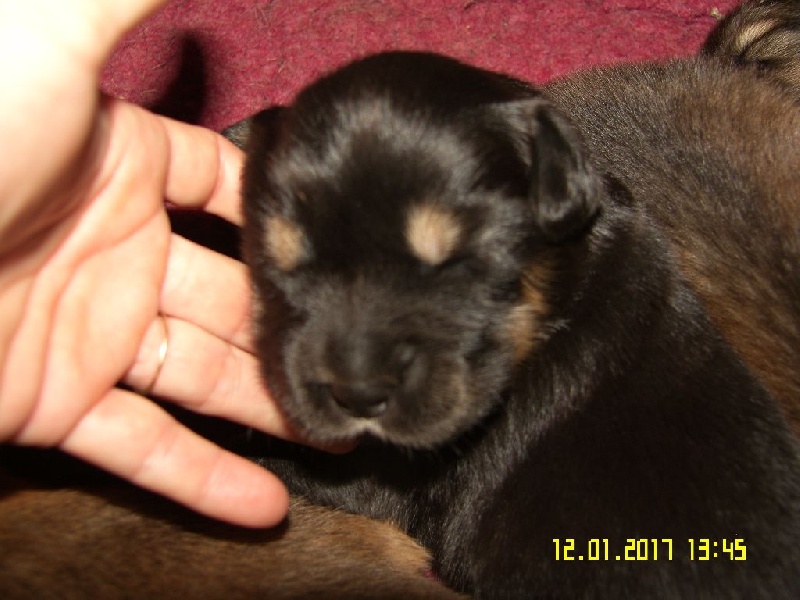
left=2, top=1, right=169, bottom=73
left=159, top=113, right=246, bottom=226
left=60, top=386, right=290, bottom=528
left=81, top=0, right=171, bottom=65
left=160, top=233, right=253, bottom=352
left=123, top=315, right=298, bottom=442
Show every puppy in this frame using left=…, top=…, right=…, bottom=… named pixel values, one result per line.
left=237, top=34, right=800, bottom=600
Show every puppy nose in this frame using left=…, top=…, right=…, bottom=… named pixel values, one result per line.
left=328, top=383, right=391, bottom=418
left=322, top=340, right=419, bottom=419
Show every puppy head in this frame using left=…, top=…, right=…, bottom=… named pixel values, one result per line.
left=242, top=52, right=600, bottom=448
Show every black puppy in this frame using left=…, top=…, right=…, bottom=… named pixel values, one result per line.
left=232, top=48, right=800, bottom=599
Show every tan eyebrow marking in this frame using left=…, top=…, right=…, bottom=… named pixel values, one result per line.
left=264, top=216, right=305, bottom=271
left=405, top=204, right=462, bottom=266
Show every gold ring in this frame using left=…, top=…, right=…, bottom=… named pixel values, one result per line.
left=143, top=314, right=169, bottom=397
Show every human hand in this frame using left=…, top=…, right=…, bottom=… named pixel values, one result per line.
left=0, top=0, right=291, bottom=527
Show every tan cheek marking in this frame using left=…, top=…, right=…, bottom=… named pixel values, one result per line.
left=506, top=304, right=537, bottom=365
left=507, top=259, right=554, bottom=364
left=406, top=205, right=462, bottom=266
left=264, top=216, right=305, bottom=271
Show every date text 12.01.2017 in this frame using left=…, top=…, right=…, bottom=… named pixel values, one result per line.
left=552, top=538, right=747, bottom=561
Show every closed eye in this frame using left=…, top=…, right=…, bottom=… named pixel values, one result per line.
left=491, top=277, right=523, bottom=303
left=425, top=252, right=485, bottom=278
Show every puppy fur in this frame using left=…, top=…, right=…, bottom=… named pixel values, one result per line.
left=0, top=449, right=466, bottom=600
left=237, top=13, right=800, bottom=600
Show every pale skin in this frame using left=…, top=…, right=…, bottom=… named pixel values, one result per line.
left=0, top=0, right=296, bottom=527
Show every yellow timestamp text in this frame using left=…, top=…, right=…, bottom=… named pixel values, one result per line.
left=552, top=538, right=747, bottom=561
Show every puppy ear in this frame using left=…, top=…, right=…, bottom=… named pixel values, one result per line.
left=222, top=106, right=287, bottom=152
left=503, top=100, right=601, bottom=243
left=239, top=107, right=289, bottom=205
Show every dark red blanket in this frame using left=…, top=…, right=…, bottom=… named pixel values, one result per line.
left=101, top=0, right=739, bottom=132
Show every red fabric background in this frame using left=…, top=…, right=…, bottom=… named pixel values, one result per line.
left=101, top=0, right=741, bottom=132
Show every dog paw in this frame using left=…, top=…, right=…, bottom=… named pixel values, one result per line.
left=702, top=0, right=800, bottom=92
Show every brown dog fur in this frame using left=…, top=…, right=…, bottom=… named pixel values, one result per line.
left=703, top=0, right=800, bottom=91
left=547, top=4, right=800, bottom=434
left=0, top=451, right=465, bottom=600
